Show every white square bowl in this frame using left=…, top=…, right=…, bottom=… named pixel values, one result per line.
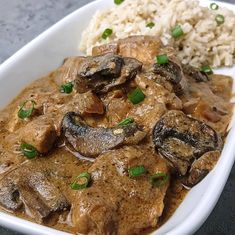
left=0, top=0, right=234, bottom=235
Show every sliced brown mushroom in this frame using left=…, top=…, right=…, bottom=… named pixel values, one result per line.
left=61, top=112, right=146, bottom=157
left=152, top=110, right=222, bottom=187
left=79, top=53, right=123, bottom=78
left=75, top=53, right=142, bottom=94
left=182, top=64, right=209, bottom=82
left=0, top=165, right=70, bottom=222
left=184, top=150, right=220, bottom=187
left=153, top=60, right=185, bottom=94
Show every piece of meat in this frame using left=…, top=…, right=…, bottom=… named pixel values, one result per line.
left=72, top=146, right=169, bottom=235
left=74, top=54, right=142, bottom=94
left=61, top=112, right=146, bottom=157
left=92, top=36, right=162, bottom=65
left=181, top=74, right=232, bottom=135
left=92, top=42, right=118, bottom=56
left=209, top=74, right=233, bottom=101
left=152, top=110, right=222, bottom=186
left=127, top=74, right=182, bottom=133
left=101, top=89, right=133, bottom=127
left=18, top=116, right=57, bottom=153
left=55, top=56, right=86, bottom=84
left=0, top=163, right=70, bottom=222
left=64, top=91, right=105, bottom=116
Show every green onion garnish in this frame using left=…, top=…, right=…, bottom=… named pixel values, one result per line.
left=171, top=25, right=184, bottom=39
left=18, top=100, right=36, bottom=119
left=146, top=22, right=155, bottom=29
left=200, top=65, right=213, bottom=75
left=150, top=172, right=169, bottom=187
left=102, top=28, right=113, bottom=40
left=20, top=143, right=38, bottom=159
left=60, top=82, right=73, bottom=94
left=215, top=14, right=225, bottom=25
left=156, top=54, right=169, bottom=65
left=128, top=87, right=145, bottom=105
left=210, top=3, right=219, bottom=10
left=118, top=117, right=134, bottom=126
left=128, top=165, right=146, bottom=177
left=71, top=172, right=91, bottom=190
left=114, top=0, right=124, bottom=5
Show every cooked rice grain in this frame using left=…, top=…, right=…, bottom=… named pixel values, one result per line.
left=80, top=0, right=235, bottom=68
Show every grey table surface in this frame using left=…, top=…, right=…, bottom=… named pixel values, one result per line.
left=0, top=0, right=235, bottom=234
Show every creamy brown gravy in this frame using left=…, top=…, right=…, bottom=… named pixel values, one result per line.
left=0, top=64, right=232, bottom=234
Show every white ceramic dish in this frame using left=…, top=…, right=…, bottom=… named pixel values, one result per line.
left=0, top=0, right=235, bottom=235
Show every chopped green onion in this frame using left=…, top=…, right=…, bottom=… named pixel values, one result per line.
left=128, top=165, right=146, bottom=177
left=146, top=22, right=155, bottom=29
left=118, top=117, right=134, bottom=126
left=128, top=87, right=145, bottom=105
left=102, top=28, right=113, bottom=40
left=156, top=54, right=169, bottom=65
left=215, top=14, right=225, bottom=25
left=171, top=25, right=184, bottom=39
left=18, top=100, right=36, bottom=119
left=20, top=143, right=38, bottom=159
left=114, top=0, right=124, bottom=5
left=60, top=82, right=73, bottom=94
left=200, top=65, right=213, bottom=75
left=150, top=172, right=169, bottom=187
left=210, top=3, right=219, bottom=10
left=71, top=172, right=91, bottom=190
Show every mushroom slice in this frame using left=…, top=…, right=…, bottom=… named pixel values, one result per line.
left=0, top=165, right=70, bottom=222
left=152, top=110, right=222, bottom=186
left=182, top=64, right=209, bottom=82
left=61, top=112, right=146, bottom=157
left=153, top=60, right=185, bottom=94
left=79, top=53, right=123, bottom=78
left=0, top=182, right=22, bottom=210
left=183, top=150, right=220, bottom=187
left=75, top=53, right=142, bottom=94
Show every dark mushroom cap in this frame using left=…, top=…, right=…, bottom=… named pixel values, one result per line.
left=152, top=110, right=222, bottom=186
left=182, top=64, right=209, bottom=82
left=62, top=112, right=146, bottom=157
left=153, top=60, right=186, bottom=94
left=75, top=53, right=143, bottom=94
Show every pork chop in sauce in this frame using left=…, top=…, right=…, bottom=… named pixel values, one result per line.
left=0, top=35, right=232, bottom=235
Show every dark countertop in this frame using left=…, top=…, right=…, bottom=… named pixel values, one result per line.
left=0, top=0, right=234, bottom=234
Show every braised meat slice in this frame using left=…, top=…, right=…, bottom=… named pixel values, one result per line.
left=61, top=112, right=146, bottom=157
left=55, top=56, right=86, bottom=84
left=0, top=164, right=70, bottom=222
left=75, top=53, right=142, bottom=93
left=92, top=36, right=162, bottom=64
left=72, top=146, right=169, bottom=235
left=60, top=91, right=105, bottom=116
left=181, top=74, right=233, bottom=135
left=18, top=116, right=57, bottom=153
left=152, top=110, right=222, bottom=186
left=127, top=74, right=182, bottom=133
